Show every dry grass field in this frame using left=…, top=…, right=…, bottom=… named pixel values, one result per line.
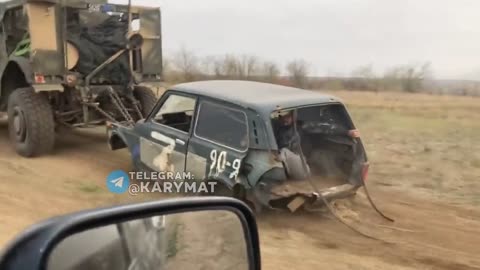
left=331, top=90, right=480, bottom=207
left=0, top=89, right=479, bottom=269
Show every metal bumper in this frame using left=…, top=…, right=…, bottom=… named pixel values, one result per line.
left=256, top=180, right=359, bottom=212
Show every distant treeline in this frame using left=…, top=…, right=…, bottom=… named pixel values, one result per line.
left=163, top=48, right=480, bottom=96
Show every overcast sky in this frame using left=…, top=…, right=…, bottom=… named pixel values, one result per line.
left=51, top=1, right=480, bottom=79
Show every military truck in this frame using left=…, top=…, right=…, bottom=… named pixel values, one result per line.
left=0, top=0, right=162, bottom=157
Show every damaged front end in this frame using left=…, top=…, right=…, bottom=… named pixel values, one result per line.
left=247, top=103, right=369, bottom=212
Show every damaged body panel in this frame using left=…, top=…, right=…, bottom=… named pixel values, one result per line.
left=109, top=80, right=369, bottom=212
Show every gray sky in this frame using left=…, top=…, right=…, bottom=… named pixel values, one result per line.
left=33, top=0, right=480, bottom=79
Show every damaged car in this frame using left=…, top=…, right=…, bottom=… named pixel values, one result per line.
left=108, top=80, right=369, bottom=212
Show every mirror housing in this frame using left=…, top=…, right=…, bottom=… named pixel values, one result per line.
left=0, top=197, right=261, bottom=270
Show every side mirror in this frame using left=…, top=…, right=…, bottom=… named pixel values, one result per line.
left=0, top=197, right=261, bottom=270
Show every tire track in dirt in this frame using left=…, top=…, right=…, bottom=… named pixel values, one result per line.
left=0, top=121, right=134, bottom=245
left=257, top=191, right=480, bottom=270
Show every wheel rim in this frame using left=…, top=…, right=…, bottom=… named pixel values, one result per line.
left=12, top=106, right=26, bottom=142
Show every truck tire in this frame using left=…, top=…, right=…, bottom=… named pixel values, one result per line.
left=133, top=86, right=157, bottom=117
left=7, top=87, right=55, bottom=157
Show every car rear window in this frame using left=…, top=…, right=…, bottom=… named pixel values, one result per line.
left=195, top=102, right=248, bottom=151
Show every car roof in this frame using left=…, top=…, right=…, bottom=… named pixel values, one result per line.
left=170, top=80, right=341, bottom=115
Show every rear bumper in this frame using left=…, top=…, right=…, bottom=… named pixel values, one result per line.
left=255, top=180, right=360, bottom=212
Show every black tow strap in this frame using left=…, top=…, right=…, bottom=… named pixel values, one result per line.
left=292, top=109, right=393, bottom=241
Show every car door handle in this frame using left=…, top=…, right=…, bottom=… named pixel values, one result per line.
left=175, top=139, right=185, bottom=146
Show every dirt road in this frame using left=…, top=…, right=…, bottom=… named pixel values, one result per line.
left=1, top=91, right=480, bottom=269
left=260, top=192, right=480, bottom=270
left=1, top=122, right=479, bottom=270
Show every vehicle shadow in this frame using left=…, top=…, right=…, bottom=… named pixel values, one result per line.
left=255, top=208, right=332, bottom=229
left=0, top=119, right=9, bottom=140
left=53, top=127, right=112, bottom=154
left=0, top=119, right=113, bottom=155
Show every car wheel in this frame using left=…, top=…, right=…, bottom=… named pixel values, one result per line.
left=7, top=87, right=55, bottom=157
left=133, top=86, right=157, bottom=118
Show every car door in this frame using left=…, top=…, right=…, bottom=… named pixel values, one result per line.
left=186, top=99, right=250, bottom=189
left=134, top=92, right=197, bottom=174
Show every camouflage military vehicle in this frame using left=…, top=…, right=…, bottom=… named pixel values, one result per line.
left=0, top=0, right=162, bottom=157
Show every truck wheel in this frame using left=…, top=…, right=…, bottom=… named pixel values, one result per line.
left=133, top=86, right=157, bottom=117
left=7, top=87, right=55, bottom=157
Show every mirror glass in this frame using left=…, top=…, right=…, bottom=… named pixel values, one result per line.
left=48, top=210, right=248, bottom=270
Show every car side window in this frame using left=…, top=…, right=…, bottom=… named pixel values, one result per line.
left=195, top=101, right=248, bottom=151
left=153, top=94, right=196, bottom=133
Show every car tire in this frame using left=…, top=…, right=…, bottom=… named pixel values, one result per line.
left=133, top=86, right=157, bottom=118
left=7, top=87, right=55, bottom=157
